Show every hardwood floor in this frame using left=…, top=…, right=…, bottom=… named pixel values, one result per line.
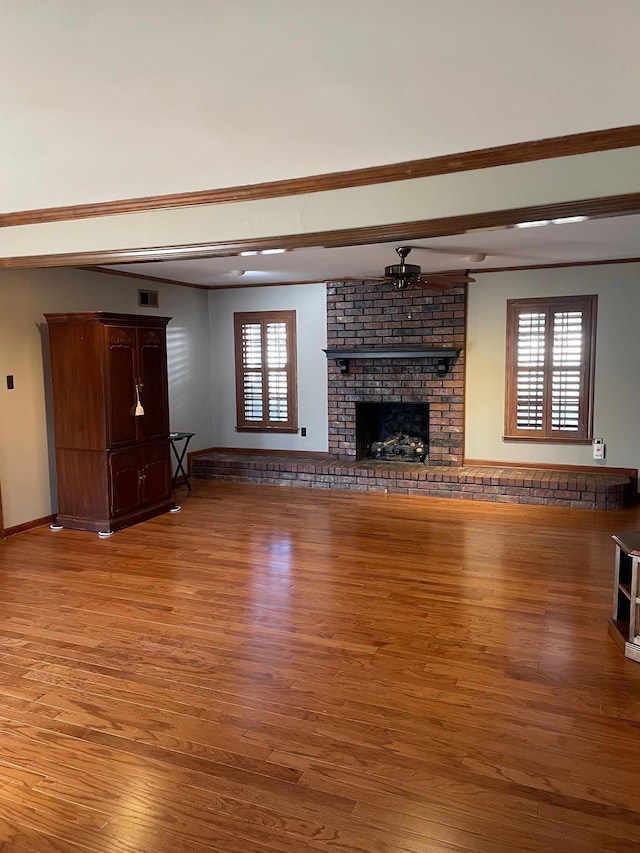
left=1, top=481, right=640, bottom=852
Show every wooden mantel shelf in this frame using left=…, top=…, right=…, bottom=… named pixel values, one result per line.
left=323, top=346, right=462, bottom=375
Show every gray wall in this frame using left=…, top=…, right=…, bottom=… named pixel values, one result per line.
left=209, top=284, right=328, bottom=452
left=0, top=268, right=213, bottom=528
left=466, top=262, right=640, bottom=472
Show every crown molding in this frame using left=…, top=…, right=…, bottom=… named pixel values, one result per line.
left=80, top=266, right=211, bottom=290
left=82, top=266, right=327, bottom=290
left=3, top=192, right=640, bottom=271
left=2, top=125, right=640, bottom=228
left=474, top=255, right=640, bottom=275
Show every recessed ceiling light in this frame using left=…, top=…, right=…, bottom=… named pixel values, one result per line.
left=551, top=216, right=589, bottom=224
left=515, top=220, right=551, bottom=229
left=260, top=248, right=287, bottom=255
left=515, top=215, right=589, bottom=229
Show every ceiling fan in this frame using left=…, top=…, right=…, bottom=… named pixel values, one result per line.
left=382, top=246, right=476, bottom=291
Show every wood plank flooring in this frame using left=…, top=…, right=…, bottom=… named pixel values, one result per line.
left=1, top=481, right=640, bottom=852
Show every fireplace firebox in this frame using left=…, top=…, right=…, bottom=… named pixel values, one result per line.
left=355, top=402, right=429, bottom=463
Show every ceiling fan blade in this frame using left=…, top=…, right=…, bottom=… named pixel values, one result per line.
left=414, top=272, right=476, bottom=290
left=325, top=275, right=390, bottom=282
left=421, top=273, right=476, bottom=283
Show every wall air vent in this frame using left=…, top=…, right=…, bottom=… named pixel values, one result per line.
left=138, top=289, right=159, bottom=308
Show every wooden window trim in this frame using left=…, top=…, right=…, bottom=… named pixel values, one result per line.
left=504, top=295, right=597, bottom=442
left=234, top=310, right=298, bottom=433
left=235, top=425, right=300, bottom=435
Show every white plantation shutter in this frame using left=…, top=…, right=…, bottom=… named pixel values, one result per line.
left=551, top=310, right=583, bottom=432
left=241, top=323, right=263, bottom=422
left=266, top=321, right=289, bottom=422
left=234, top=311, right=297, bottom=431
left=516, top=311, right=545, bottom=431
left=506, top=296, right=596, bottom=440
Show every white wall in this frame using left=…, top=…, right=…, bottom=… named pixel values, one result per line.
left=0, top=268, right=213, bottom=529
left=466, top=263, right=640, bottom=473
left=209, top=284, right=328, bottom=452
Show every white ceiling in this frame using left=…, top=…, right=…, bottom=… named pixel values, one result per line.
left=103, top=214, right=640, bottom=287
left=4, top=3, right=640, bottom=282
left=3, top=2, right=640, bottom=212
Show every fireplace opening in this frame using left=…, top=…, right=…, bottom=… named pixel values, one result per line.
left=355, top=402, right=429, bottom=463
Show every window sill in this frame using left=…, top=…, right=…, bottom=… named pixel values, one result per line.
left=236, top=426, right=299, bottom=434
left=503, top=435, right=593, bottom=445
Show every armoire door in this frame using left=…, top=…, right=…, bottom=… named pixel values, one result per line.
left=140, top=442, right=172, bottom=506
left=109, top=447, right=141, bottom=516
left=104, top=326, right=138, bottom=447
left=109, top=444, right=171, bottom=518
left=137, top=327, right=169, bottom=441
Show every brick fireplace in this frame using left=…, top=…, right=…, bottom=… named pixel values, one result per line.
left=326, top=278, right=465, bottom=464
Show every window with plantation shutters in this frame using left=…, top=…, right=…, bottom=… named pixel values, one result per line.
left=504, top=295, right=596, bottom=441
left=234, top=311, right=298, bottom=433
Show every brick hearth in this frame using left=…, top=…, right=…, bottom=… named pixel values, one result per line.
left=191, top=452, right=630, bottom=510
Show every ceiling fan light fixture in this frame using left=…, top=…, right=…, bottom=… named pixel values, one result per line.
left=392, top=274, right=414, bottom=290
left=466, top=252, right=487, bottom=262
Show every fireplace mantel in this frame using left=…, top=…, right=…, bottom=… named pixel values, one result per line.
left=324, top=346, right=462, bottom=375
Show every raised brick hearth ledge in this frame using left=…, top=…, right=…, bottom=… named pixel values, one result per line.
left=192, top=451, right=633, bottom=510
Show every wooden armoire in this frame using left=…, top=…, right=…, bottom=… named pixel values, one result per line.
left=45, top=312, right=174, bottom=533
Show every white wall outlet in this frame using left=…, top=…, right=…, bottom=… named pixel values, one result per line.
left=593, top=438, right=605, bottom=460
